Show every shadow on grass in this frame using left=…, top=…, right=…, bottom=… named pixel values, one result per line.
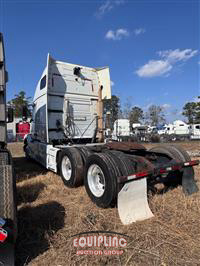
left=15, top=201, right=65, bottom=266
left=13, top=157, right=48, bottom=182
left=147, top=172, right=182, bottom=196
left=17, top=182, right=46, bottom=205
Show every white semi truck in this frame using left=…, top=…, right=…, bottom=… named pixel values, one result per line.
left=189, top=124, right=200, bottom=140
left=0, top=33, right=16, bottom=266
left=24, top=54, right=199, bottom=225
left=112, top=119, right=130, bottom=140
left=158, top=120, right=190, bottom=141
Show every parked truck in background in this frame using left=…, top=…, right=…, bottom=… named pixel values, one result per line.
left=189, top=124, right=200, bottom=140
left=112, top=119, right=130, bottom=140
left=24, top=54, right=199, bottom=225
left=0, top=33, right=16, bottom=266
left=158, top=120, right=190, bottom=141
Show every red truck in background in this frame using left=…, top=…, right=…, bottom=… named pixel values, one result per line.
left=16, top=121, right=30, bottom=141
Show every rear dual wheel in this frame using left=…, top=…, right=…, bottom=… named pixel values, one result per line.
left=59, top=148, right=118, bottom=206
left=84, top=153, right=119, bottom=208
left=84, top=151, right=136, bottom=208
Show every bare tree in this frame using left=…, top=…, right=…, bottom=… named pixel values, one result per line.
left=122, top=97, right=133, bottom=119
left=129, top=106, right=144, bottom=124
left=145, top=105, right=166, bottom=126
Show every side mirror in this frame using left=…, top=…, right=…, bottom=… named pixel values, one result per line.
left=7, top=107, right=14, bottom=123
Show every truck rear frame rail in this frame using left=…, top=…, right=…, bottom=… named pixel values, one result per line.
left=118, top=159, right=199, bottom=184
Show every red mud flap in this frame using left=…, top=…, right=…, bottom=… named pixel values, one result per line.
left=117, top=160, right=199, bottom=225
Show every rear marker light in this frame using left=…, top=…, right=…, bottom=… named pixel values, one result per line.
left=185, top=161, right=199, bottom=166
left=136, top=171, right=149, bottom=178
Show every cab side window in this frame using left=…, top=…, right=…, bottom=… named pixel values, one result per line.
left=40, top=75, right=46, bottom=90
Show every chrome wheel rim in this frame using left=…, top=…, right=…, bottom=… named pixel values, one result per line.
left=61, top=156, right=72, bottom=181
left=87, top=164, right=105, bottom=197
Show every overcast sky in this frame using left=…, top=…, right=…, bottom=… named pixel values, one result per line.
left=1, top=0, right=199, bottom=122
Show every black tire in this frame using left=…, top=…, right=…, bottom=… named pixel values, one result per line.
left=149, top=144, right=190, bottom=162
left=104, top=150, right=136, bottom=177
left=168, top=144, right=191, bottom=162
left=84, top=152, right=121, bottom=208
left=76, top=146, right=92, bottom=165
left=24, top=146, right=31, bottom=161
left=23, top=137, right=27, bottom=152
left=58, top=147, right=84, bottom=187
left=170, top=134, right=177, bottom=142
left=149, top=144, right=197, bottom=193
left=149, top=144, right=183, bottom=186
left=23, top=139, right=32, bottom=161
left=168, top=145, right=198, bottom=195
left=103, top=150, right=137, bottom=192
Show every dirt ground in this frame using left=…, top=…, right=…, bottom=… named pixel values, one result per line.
left=9, top=141, right=200, bottom=266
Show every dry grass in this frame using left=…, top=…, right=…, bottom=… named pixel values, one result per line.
left=8, top=142, right=200, bottom=266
